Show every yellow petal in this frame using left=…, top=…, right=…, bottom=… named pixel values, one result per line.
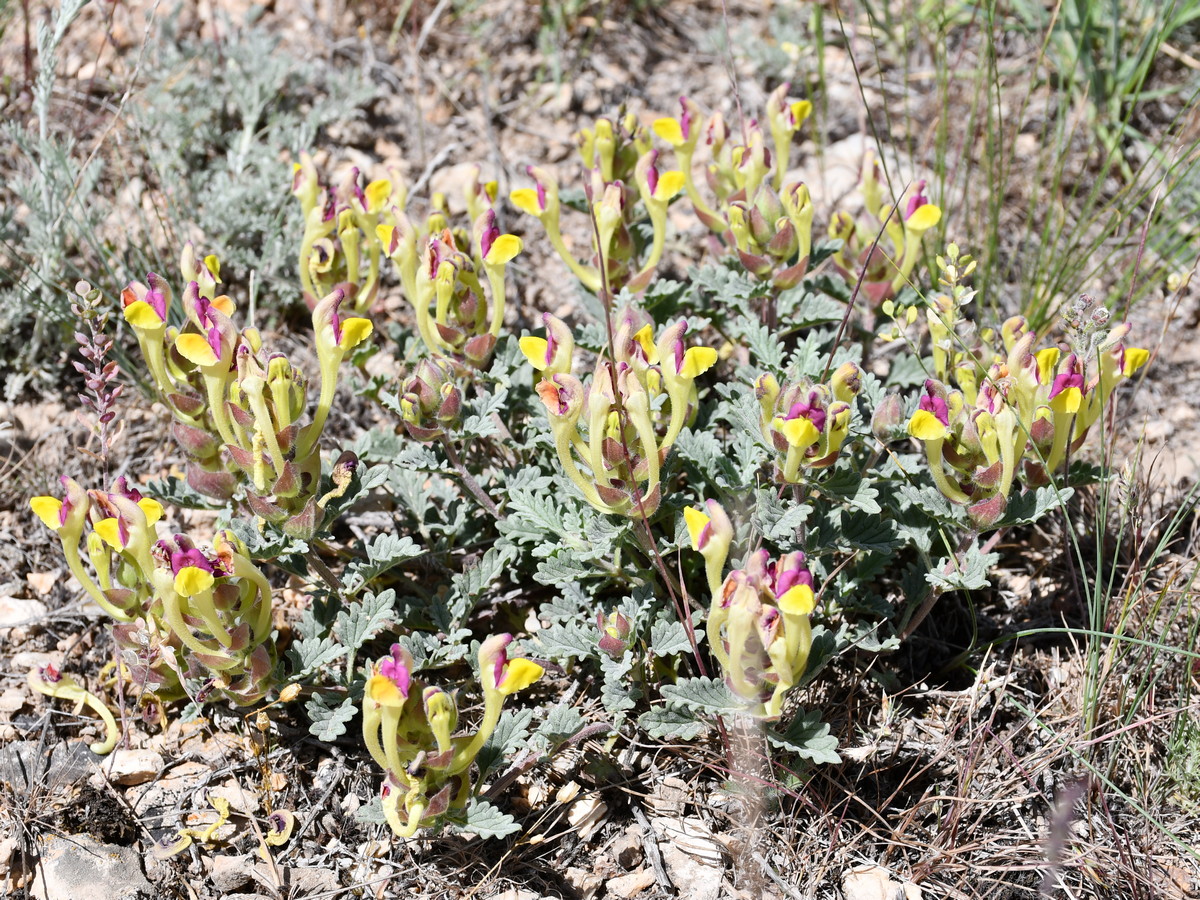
left=366, top=674, right=407, bottom=708
left=212, top=294, right=235, bottom=317
left=655, top=171, right=686, bottom=201
left=653, top=118, right=684, bottom=146
left=908, top=409, right=947, bottom=441
left=484, top=233, right=523, bottom=265
left=365, top=179, right=392, bottom=213
left=498, top=658, right=544, bottom=695
left=1123, top=347, right=1150, bottom=377
left=789, top=100, right=813, bottom=126
left=778, top=584, right=815, bottom=616
left=1035, top=347, right=1059, bottom=384
left=94, top=517, right=124, bottom=549
left=204, top=255, right=221, bottom=282
left=1051, top=386, right=1082, bottom=415
left=633, top=325, right=657, bottom=362
left=510, top=188, right=542, bottom=217
left=30, top=497, right=64, bottom=530
left=174, top=566, right=215, bottom=597
left=376, top=223, right=396, bottom=251
left=519, top=336, right=549, bottom=369
left=137, top=498, right=164, bottom=526
left=905, top=204, right=941, bottom=232
left=123, top=300, right=165, bottom=330
left=684, top=506, right=711, bottom=551
left=778, top=416, right=820, bottom=449
left=338, top=317, right=374, bottom=350
left=175, top=333, right=219, bottom=367
left=680, top=346, right=718, bottom=378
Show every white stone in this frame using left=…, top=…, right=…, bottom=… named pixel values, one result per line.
left=32, top=833, right=153, bottom=900
left=91, top=749, right=164, bottom=787
left=0, top=596, right=47, bottom=629
left=843, top=864, right=923, bottom=900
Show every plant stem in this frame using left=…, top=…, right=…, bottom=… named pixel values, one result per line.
left=900, top=528, right=1003, bottom=640
left=439, top=435, right=501, bottom=519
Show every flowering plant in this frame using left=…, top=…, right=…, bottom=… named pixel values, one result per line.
left=30, top=477, right=278, bottom=731
left=362, top=636, right=543, bottom=837
left=121, top=246, right=371, bottom=535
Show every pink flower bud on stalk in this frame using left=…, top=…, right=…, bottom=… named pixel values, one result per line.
left=597, top=610, right=634, bottom=658
left=299, top=288, right=373, bottom=461
left=511, top=166, right=603, bottom=293
left=827, top=158, right=943, bottom=305
left=765, top=82, right=812, bottom=192
left=378, top=199, right=521, bottom=367
left=513, top=110, right=676, bottom=294
left=398, top=356, right=464, bottom=441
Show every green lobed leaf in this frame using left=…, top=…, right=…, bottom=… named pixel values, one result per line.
left=306, top=694, right=357, bottom=742
left=534, top=552, right=594, bottom=587
left=535, top=622, right=599, bottom=661
left=335, top=589, right=397, bottom=651
left=459, top=798, right=522, bottom=839
left=766, top=708, right=841, bottom=764
left=537, top=704, right=587, bottom=745
left=600, top=654, right=640, bottom=714
left=289, top=634, right=347, bottom=678
left=649, top=619, right=694, bottom=658
left=342, top=534, right=422, bottom=594
left=144, top=475, right=226, bottom=510
left=659, top=676, right=747, bottom=715
left=753, top=488, right=813, bottom=544
left=926, top=541, right=1000, bottom=592
left=836, top=511, right=902, bottom=552
left=1000, top=484, right=1074, bottom=527
left=477, top=708, right=534, bottom=778
left=739, top=316, right=787, bottom=369
left=638, top=705, right=707, bottom=740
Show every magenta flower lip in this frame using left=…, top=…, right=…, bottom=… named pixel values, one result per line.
left=918, top=392, right=950, bottom=426
left=144, top=273, right=168, bottom=320
left=479, top=209, right=499, bottom=259
left=1049, top=372, right=1085, bottom=399
left=786, top=399, right=826, bottom=431
left=379, top=643, right=412, bottom=698
left=679, top=97, right=692, bottom=139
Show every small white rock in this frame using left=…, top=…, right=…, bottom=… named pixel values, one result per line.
left=567, top=795, right=608, bottom=842
left=33, top=833, right=153, bottom=900
left=92, top=749, right=164, bottom=787
left=0, top=596, right=47, bottom=629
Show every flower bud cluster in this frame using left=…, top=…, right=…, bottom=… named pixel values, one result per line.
left=121, top=246, right=370, bottom=536
left=755, top=361, right=864, bottom=482
left=396, top=355, right=465, bottom=442
left=828, top=150, right=942, bottom=303
left=653, top=84, right=815, bottom=288
left=293, top=152, right=402, bottom=312
left=30, top=478, right=277, bottom=712
left=511, top=111, right=683, bottom=293
left=521, top=310, right=717, bottom=516
left=363, top=636, right=543, bottom=837
left=905, top=299, right=1149, bottom=527
left=686, top=501, right=818, bottom=719
left=378, top=167, right=522, bottom=368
